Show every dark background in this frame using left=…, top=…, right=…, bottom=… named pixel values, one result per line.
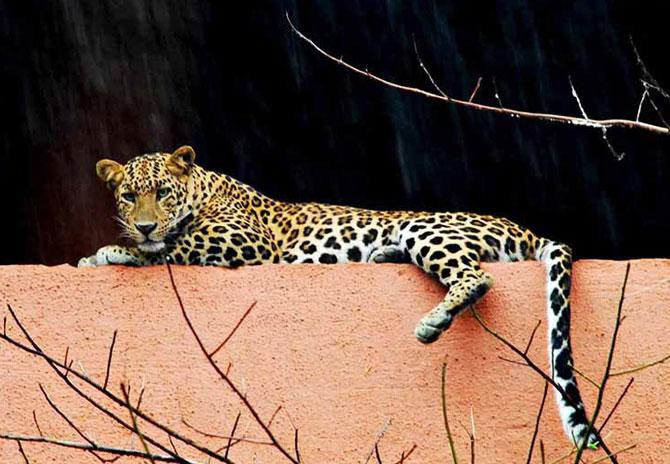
left=0, top=1, right=668, bottom=265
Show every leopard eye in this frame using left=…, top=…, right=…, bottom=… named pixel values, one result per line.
left=156, top=187, right=170, bottom=200
left=121, top=192, right=136, bottom=203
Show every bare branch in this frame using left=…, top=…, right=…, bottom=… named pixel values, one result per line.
left=136, top=382, right=146, bottom=411
left=121, top=382, right=156, bottom=464
left=497, top=356, right=528, bottom=367
left=412, top=39, right=449, bottom=98
left=17, top=441, right=31, bottom=464
left=0, top=434, right=196, bottom=463
left=611, top=352, right=670, bottom=377
left=103, top=330, right=118, bottom=390
left=267, top=405, right=283, bottom=428
left=31, top=410, right=43, bottom=436
left=525, top=381, right=549, bottom=464
left=374, top=442, right=382, bottom=464
left=165, top=263, right=299, bottom=464
left=168, top=436, right=179, bottom=458
left=209, top=302, right=257, bottom=358
left=225, top=413, right=241, bottom=460
left=286, top=14, right=670, bottom=135
left=441, top=360, right=459, bottom=464
left=635, top=89, right=648, bottom=122
left=364, top=418, right=391, bottom=464
left=571, top=366, right=601, bottom=390
left=630, top=37, right=669, bottom=100
left=181, top=417, right=272, bottom=446
left=590, top=444, right=637, bottom=464
left=597, top=378, right=634, bottom=435
left=569, top=76, right=623, bottom=160
left=294, top=428, right=301, bottom=463
left=392, top=444, right=417, bottom=464
left=524, top=320, right=542, bottom=355
left=468, top=78, right=483, bottom=103
left=468, top=407, right=475, bottom=464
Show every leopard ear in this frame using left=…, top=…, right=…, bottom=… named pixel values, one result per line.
left=96, top=159, right=125, bottom=191
left=166, top=145, right=196, bottom=179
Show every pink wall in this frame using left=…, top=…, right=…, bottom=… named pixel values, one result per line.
left=1, top=260, right=668, bottom=463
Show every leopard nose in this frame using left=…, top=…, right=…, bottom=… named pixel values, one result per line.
left=135, top=222, right=157, bottom=236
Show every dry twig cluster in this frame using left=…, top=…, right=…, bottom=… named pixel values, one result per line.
left=286, top=14, right=669, bottom=160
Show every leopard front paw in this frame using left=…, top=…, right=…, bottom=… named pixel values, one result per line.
left=77, top=255, right=98, bottom=267
left=78, top=246, right=141, bottom=267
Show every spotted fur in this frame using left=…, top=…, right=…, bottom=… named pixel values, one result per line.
left=79, top=146, right=597, bottom=446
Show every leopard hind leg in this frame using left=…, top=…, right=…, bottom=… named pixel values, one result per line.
left=415, top=266, right=494, bottom=343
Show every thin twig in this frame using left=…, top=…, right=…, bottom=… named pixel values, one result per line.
left=572, top=366, right=601, bottom=390
left=168, top=436, right=179, bottom=457
left=136, top=382, right=146, bottom=411
left=525, top=380, right=549, bottom=464
left=524, top=320, right=542, bottom=355
left=294, top=429, right=301, bottom=463
left=540, top=441, right=546, bottom=464
left=590, top=444, right=637, bottom=464
left=364, top=418, right=391, bottom=464
left=573, top=262, right=631, bottom=464
left=103, top=330, right=118, bottom=390
left=497, top=356, right=528, bottom=367
left=635, top=89, right=648, bottom=122
left=165, top=263, right=299, bottom=464
left=0, top=434, right=196, bottom=463
left=469, top=407, right=475, bottom=464
left=267, top=405, right=283, bottom=428
left=569, top=76, right=622, bottom=159
left=630, top=37, right=670, bottom=100
left=31, top=410, right=43, bottom=436
left=469, top=77, right=483, bottom=103
left=611, top=353, right=670, bottom=377
left=412, top=39, right=448, bottom=98
left=392, top=444, right=417, bottom=464
left=181, top=417, right=272, bottom=446
left=225, top=413, right=241, bottom=460
left=441, top=360, right=459, bottom=464
left=286, top=14, right=670, bottom=135
left=597, top=378, right=634, bottom=435
left=374, top=443, right=382, bottom=464
left=121, top=382, right=156, bottom=464
left=209, top=302, right=257, bottom=357
left=17, top=441, right=31, bottom=464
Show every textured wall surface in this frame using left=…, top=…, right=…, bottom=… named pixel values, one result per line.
left=0, top=260, right=668, bottom=463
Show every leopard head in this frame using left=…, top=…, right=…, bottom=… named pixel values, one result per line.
left=96, top=145, right=196, bottom=253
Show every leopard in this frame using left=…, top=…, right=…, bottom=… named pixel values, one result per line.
left=79, top=145, right=598, bottom=447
